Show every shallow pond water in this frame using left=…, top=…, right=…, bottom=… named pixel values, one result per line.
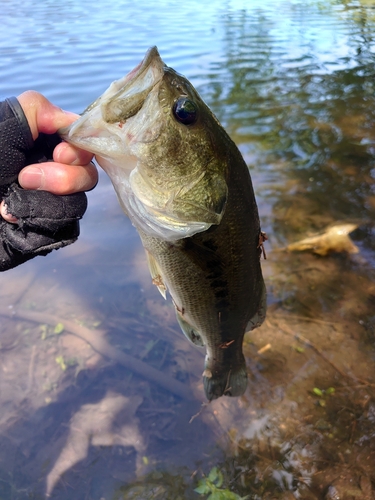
left=1, top=0, right=375, bottom=498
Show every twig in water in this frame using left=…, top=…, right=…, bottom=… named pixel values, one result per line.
left=0, top=307, right=194, bottom=401
left=274, top=320, right=375, bottom=387
left=272, top=312, right=339, bottom=327
left=189, top=402, right=209, bottom=424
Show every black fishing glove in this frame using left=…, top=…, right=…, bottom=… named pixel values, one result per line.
left=0, top=97, right=87, bottom=272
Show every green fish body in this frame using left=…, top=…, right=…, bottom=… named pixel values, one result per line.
left=60, top=47, right=266, bottom=400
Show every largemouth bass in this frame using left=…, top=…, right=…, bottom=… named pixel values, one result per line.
left=60, top=47, right=266, bottom=400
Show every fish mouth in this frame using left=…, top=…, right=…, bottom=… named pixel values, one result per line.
left=59, top=47, right=229, bottom=242
left=123, top=46, right=164, bottom=87
left=101, top=46, right=165, bottom=124
left=59, top=46, right=165, bottom=154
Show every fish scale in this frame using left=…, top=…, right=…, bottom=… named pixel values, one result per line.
left=129, top=137, right=265, bottom=400
left=60, top=46, right=266, bottom=400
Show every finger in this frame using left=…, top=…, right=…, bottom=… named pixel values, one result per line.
left=0, top=200, right=18, bottom=224
left=18, top=161, right=98, bottom=195
left=53, top=141, right=93, bottom=166
left=17, top=91, right=79, bottom=140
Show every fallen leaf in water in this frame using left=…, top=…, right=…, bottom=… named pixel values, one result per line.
left=46, top=391, right=144, bottom=497
left=287, top=223, right=359, bottom=256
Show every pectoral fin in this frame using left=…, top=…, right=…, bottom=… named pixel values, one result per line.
left=175, top=311, right=204, bottom=347
left=145, top=250, right=167, bottom=299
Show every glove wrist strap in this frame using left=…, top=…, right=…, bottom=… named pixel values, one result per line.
left=5, top=97, right=34, bottom=150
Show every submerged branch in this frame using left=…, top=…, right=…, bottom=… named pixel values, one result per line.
left=272, top=312, right=340, bottom=326
left=0, top=307, right=195, bottom=401
left=274, top=319, right=375, bottom=387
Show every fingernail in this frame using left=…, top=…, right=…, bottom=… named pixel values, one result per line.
left=19, top=166, right=43, bottom=189
left=0, top=201, right=18, bottom=223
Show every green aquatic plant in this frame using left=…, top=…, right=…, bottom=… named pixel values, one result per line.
left=40, top=322, right=64, bottom=339
left=312, top=386, right=335, bottom=407
left=54, top=322, right=65, bottom=334
left=55, top=355, right=77, bottom=372
left=195, top=467, right=249, bottom=500
left=55, top=355, right=67, bottom=371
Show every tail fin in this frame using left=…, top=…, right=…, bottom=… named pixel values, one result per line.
left=203, top=362, right=247, bottom=401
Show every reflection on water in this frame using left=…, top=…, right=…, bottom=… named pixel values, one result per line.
left=1, top=0, right=375, bottom=498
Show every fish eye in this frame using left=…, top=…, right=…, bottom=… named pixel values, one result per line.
left=173, top=97, right=198, bottom=125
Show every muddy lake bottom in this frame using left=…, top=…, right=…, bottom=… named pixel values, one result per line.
left=1, top=231, right=375, bottom=500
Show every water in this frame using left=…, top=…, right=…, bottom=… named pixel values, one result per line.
left=1, top=0, right=375, bottom=498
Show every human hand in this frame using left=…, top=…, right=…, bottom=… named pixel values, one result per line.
left=0, top=91, right=97, bottom=271
left=18, top=91, right=96, bottom=193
